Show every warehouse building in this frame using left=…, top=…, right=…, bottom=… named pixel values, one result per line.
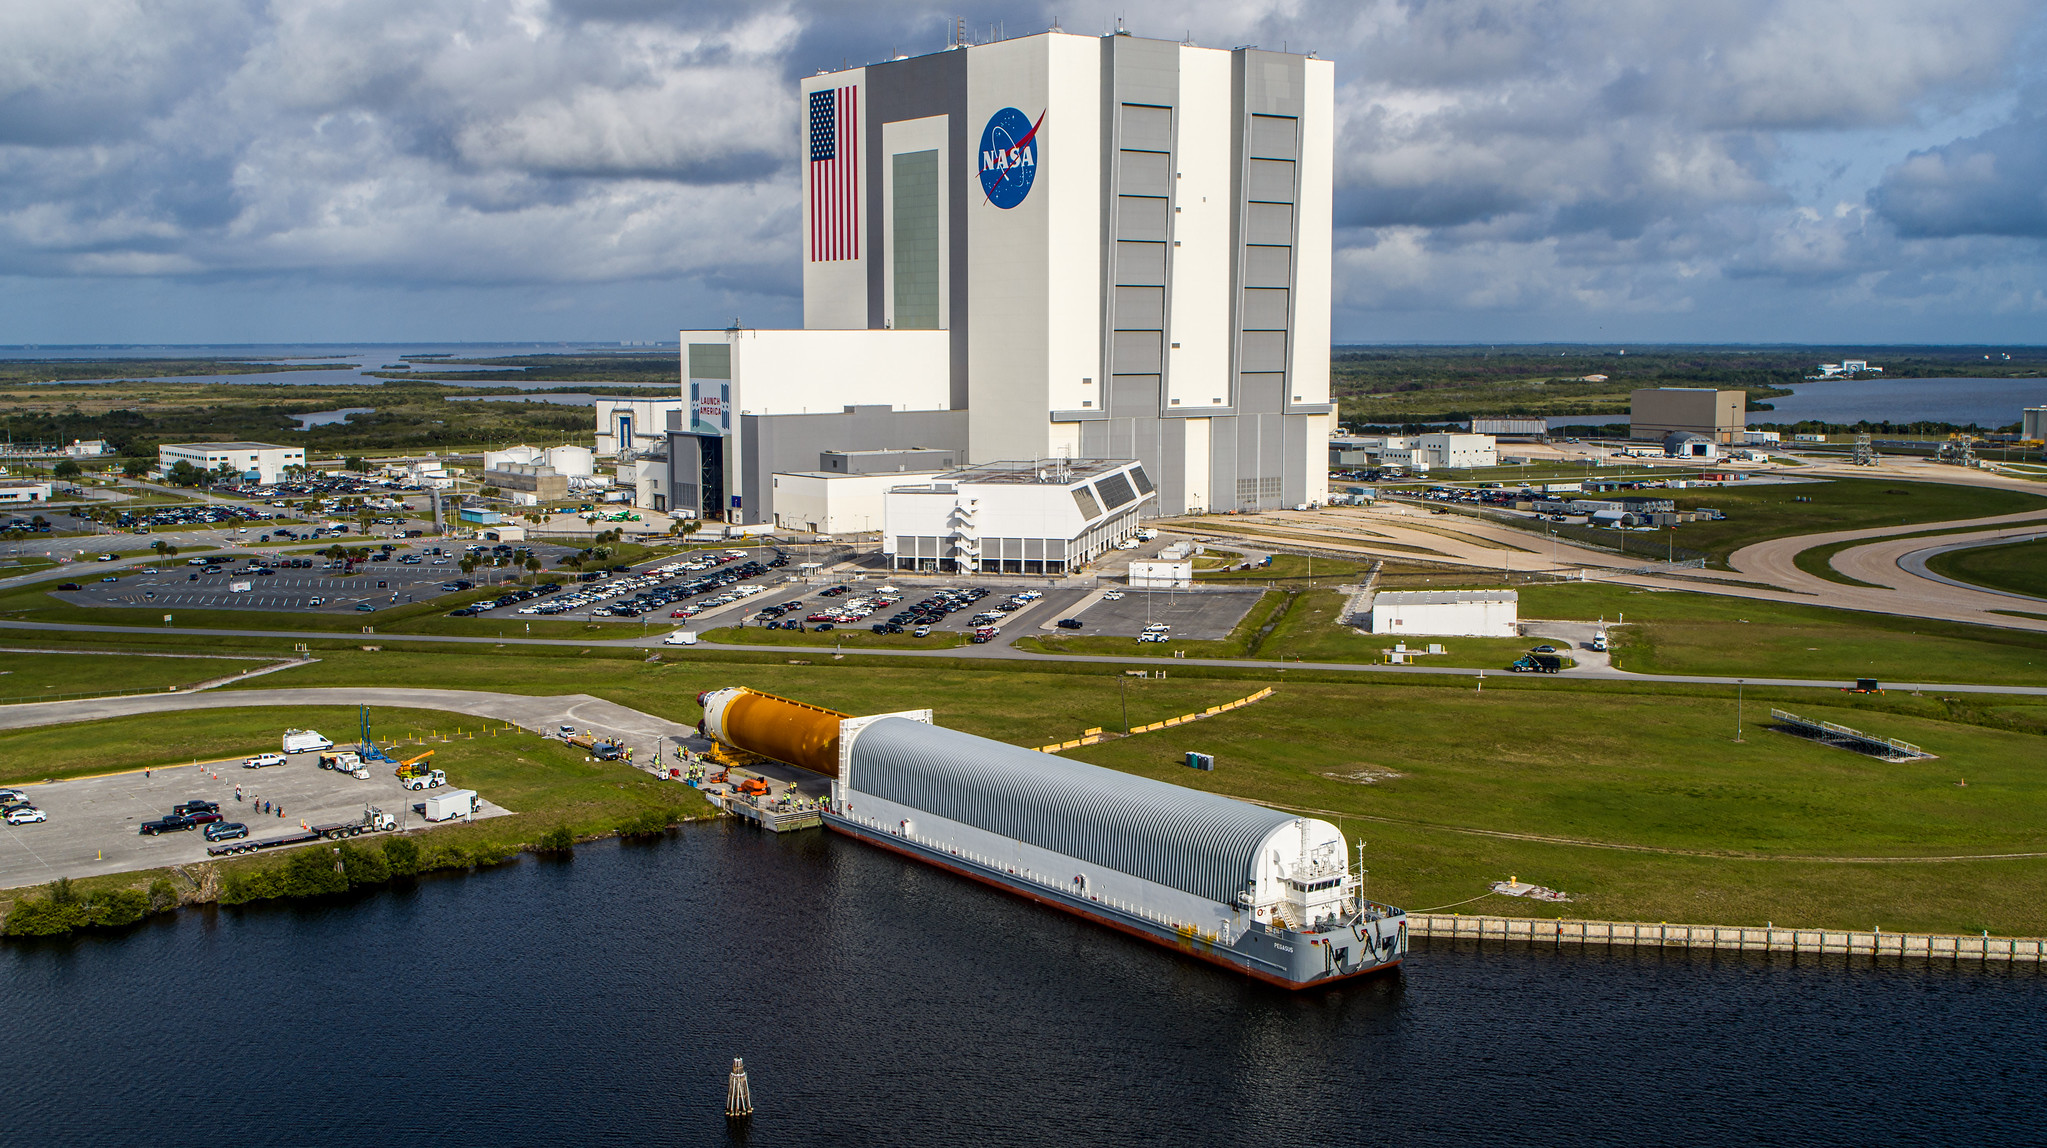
left=1328, top=433, right=1496, bottom=470
left=883, top=458, right=1155, bottom=574
left=1368, top=590, right=1518, bottom=637
left=594, top=398, right=686, bottom=459
left=1630, top=388, right=1744, bottom=443
left=481, top=463, right=568, bottom=503
left=157, top=442, right=304, bottom=485
left=2023, top=407, right=2045, bottom=441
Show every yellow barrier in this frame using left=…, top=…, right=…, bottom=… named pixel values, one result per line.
left=1038, top=688, right=1280, bottom=752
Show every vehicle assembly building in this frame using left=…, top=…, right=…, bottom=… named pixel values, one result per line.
left=697, top=686, right=1407, bottom=988
left=656, top=27, right=1337, bottom=530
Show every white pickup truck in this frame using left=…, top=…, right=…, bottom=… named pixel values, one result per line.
left=241, top=752, right=287, bottom=769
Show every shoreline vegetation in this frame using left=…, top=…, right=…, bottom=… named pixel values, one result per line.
left=2, top=806, right=714, bottom=938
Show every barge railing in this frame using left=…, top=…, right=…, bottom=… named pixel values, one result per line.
left=1411, top=913, right=2044, bottom=962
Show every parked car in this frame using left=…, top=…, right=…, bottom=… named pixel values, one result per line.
left=1056, top=618, right=1084, bottom=629
left=138, top=814, right=196, bottom=835
left=241, top=752, right=287, bottom=769
left=57, top=582, right=81, bottom=591
left=173, top=800, right=219, bottom=817
left=6, top=807, right=47, bottom=825
left=203, top=821, right=248, bottom=842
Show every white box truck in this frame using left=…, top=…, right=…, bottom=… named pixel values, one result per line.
left=282, top=729, right=334, bottom=754
left=423, top=789, right=479, bottom=822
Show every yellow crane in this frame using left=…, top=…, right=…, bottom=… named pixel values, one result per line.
left=393, top=749, right=436, bottom=779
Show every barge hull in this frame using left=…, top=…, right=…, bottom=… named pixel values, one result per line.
left=825, top=812, right=1402, bottom=990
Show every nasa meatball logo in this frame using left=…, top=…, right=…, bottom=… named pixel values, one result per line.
left=978, top=106, right=1045, bottom=209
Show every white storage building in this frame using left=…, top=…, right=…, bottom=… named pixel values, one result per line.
left=1128, top=559, right=1193, bottom=589
left=1368, top=590, right=1518, bottom=637
left=884, top=459, right=1155, bottom=575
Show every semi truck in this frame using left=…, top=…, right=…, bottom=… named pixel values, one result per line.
left=282, top=729, right=334, bottom=755
left=204, top=806, right=398, bottom=856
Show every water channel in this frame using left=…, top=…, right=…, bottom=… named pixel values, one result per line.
left=4, top=825, right=2039, bottom=1145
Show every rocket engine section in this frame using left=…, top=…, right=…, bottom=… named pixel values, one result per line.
left=697, top=687, right=849, bottom=777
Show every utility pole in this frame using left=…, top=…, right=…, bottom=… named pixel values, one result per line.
left=1120, top=673, right=1128, bottom=734
left=1735, top=679, right=1745, bottom=742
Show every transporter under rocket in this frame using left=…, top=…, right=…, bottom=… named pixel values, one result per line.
left=698, top=687, right=1406, bottom=989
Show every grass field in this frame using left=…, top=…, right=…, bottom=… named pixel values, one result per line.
left=151, top=647, right=2047, bottom=935
left=1516, top=583, right=2047, bottom=685
left=1193, top=553, right=1376, bottom=586
left=0, top=651, right=280, bottom=701
left=1926, top=537, right=2047, bottom=600
left=1661, top=476, right=2047, bottom=565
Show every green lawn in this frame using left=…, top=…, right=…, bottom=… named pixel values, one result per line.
left=1661, top=476, right=2047, bottom=565
left=1927, top=537, right=2047, bottom=600
left=0, top=651, right=277, bottom=702
left=1516, top=583, right=2047, bottom=686
left=1255, top=589, right=1571, bottom=668
left=107, top=643, right=2047, bottom=932
left=1193, top=552, right=1375, bottom=586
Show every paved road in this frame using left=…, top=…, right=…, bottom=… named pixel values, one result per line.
left=1884, top=532, right=2047, bottom=605
left=4, top=617, right=2044, bottom=697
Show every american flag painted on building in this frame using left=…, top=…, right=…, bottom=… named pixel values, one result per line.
left=808, top=85, right=859, bottom=262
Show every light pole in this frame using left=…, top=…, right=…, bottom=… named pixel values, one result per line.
left=1735, top=679, right=1745, bottom=742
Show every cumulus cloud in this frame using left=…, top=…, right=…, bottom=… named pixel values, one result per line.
left=1871, top=114, right=2047, bottom=239
left=0, top=0, right=2043, bottom=338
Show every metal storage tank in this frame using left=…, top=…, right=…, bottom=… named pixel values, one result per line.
left=698, top=687, right=848, bottom=776
left=544, top=445, right=594, bottom=477
left=483, top=445, right=544, bottom=469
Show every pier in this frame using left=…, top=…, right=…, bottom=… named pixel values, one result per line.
left=1410, top=913, right=2045, bottom=963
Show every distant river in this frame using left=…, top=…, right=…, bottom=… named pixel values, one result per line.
left=1747, top=377, right=2047, bottom=428
left=3, top=826, right=2040, bottom=1146
left=0, top=342, right=664, bottom=390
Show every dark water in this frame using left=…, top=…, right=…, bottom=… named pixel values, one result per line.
left=0, top=342, right=668, bottom=389
left=1748, top=377, right=2047, bottom=428
left=4, top=826, right=2041, bottom=1146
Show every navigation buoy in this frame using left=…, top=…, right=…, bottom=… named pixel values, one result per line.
left=725, top=1057, right=753, bottom=1119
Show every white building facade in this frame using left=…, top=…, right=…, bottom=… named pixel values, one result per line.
left=1368, top=590, right=1519, bottom=637
left=157, top=442, right=304, bottom=485
left=883, top=459, right=1156, bottom=574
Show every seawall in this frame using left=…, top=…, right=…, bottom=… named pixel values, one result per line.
left=1411, top=913, right=2045, bottom=963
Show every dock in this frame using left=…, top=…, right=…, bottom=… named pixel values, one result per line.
left=1410, top=913, right=2045, bottom=963
left=721, top=792, right=824, bottom=833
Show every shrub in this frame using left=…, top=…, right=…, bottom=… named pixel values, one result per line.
left=47, top=877, right=77, bottom=905
left=84, top=889, right=149, bottom=927
left=147, top=878, right=179, bottom=913
left=3, top=897, right=87, bottom=936
left=279, top=848, right=348, bottom=897
left=537, top=826, right=575, bottom=854
left=338, top=843, right=391, bottom=888
left=382, top=835, right=421, bottom=876
left=616, top=809, right=674, bottom=839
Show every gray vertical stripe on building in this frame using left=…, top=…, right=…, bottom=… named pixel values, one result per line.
left=891, top=149, right=941, bottom=329
left=846, top=716, right=1296, bottom=904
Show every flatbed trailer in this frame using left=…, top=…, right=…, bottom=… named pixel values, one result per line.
left=206, top=808, right=397, bottom=856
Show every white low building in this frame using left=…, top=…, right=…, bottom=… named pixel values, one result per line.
left=1368, top=590, right=1518, bottom=637
left=1127, top=559, right=1193, bottom=589
left=884, top=459, right=1155, bottom=575
left=1330, top=432, right=1496, bottom=470
left=157, top=442, right=305, bottom=485
left=0, top=480, right=53, bottom=504
left=772, top=470, right=938, bottom=536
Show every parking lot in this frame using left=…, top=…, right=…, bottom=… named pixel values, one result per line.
left=0, top=749, right=511, bottom=890
left=1064, top=587, right=1264, bottom=640
left=52, top=540, right=582, bottom=615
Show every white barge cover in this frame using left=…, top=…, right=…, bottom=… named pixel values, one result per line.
left=843, top=716, right=1297, bottom=904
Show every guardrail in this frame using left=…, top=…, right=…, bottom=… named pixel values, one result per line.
left=1410, top=913, right=2043, bottom=962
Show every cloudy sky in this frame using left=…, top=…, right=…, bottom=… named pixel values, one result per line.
left=3, top=0, right=2044, bottom=345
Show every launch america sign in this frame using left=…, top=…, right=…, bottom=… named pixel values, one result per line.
left=978, top=107, right=1044, bottom=209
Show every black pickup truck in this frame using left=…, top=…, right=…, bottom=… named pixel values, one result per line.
left=138, top=814, right=196, bottom=836
left=173, top=800, right=220, bottom=817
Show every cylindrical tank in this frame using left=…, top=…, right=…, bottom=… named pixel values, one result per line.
left=544, top=445, right=594, bottom=477
left=697, top=687, right=848, bottom=777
